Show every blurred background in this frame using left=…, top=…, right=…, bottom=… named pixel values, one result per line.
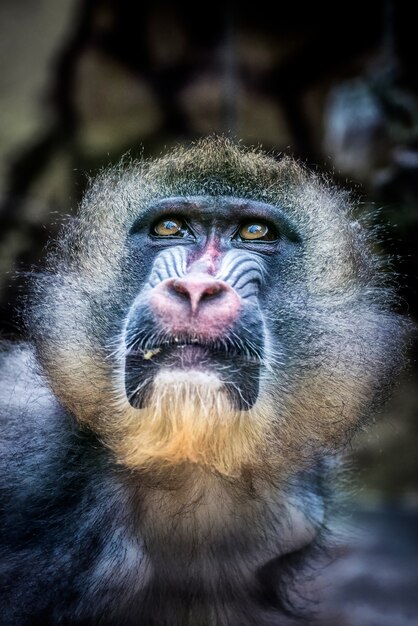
left=0, top=1, right=417, bottom=623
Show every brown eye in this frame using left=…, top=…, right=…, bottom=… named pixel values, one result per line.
left=154, top=217, right=183, bottom=236
left=239, top=223, right=275, bottom=241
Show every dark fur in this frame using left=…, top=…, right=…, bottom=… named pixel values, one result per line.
left=0, top=138, right=409, bottom=625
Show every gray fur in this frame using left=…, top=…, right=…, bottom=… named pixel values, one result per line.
left=0, top=137, right=409, bottom=625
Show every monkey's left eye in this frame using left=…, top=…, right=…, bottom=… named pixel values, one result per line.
left=237, top=223, right=277, bottom=241
left=153, top=217, right=187, bottom=237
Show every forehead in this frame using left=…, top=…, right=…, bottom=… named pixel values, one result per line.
left=145, top=196, right=278, bottom=217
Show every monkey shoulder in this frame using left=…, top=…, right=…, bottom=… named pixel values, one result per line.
left=0, top=343, right=145, bottom=624
left=0, top=342, right=122, bottom=541
left=0, top=341, right=115, bottom=500
left=1, top=341, right=55, bottom=413
left=0, top=342, right=69, bottom=464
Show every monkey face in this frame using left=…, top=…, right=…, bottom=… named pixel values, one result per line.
left=123, top=196, right=298, bottom=413
left=114, top=196, right=302, bottom=473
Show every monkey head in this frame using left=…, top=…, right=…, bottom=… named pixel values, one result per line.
left=28, top=138, right=407, bottom=477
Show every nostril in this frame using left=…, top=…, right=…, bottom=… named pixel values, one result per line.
left=172, top=280, right=190, bottom=298
left=200, top=284, right=223, bottom=300
left=169, top=277, right=227, bottom=313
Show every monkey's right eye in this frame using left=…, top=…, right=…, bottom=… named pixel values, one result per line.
left=153, top=217, right=185, bottom=237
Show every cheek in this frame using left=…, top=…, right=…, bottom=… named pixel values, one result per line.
left=123, top=235, right=173, bottom=288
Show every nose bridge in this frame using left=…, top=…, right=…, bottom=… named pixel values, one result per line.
left=187, top=238, right=222, bottom=276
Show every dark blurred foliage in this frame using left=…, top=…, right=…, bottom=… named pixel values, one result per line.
left=0, top=0, right=417, bottom=501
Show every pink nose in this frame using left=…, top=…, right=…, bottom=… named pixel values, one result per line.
left=170, top=277, right=226, bottom=314
left=149, top=274, right=241, bottom=336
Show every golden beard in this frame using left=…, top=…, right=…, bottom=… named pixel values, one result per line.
left=107, top=369, right=273, bottom=477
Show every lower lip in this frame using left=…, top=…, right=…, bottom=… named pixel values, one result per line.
left=165, top=344, right=210, bottom=367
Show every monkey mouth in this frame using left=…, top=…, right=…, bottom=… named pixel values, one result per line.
left=124, top=335, right=262, bottom=411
